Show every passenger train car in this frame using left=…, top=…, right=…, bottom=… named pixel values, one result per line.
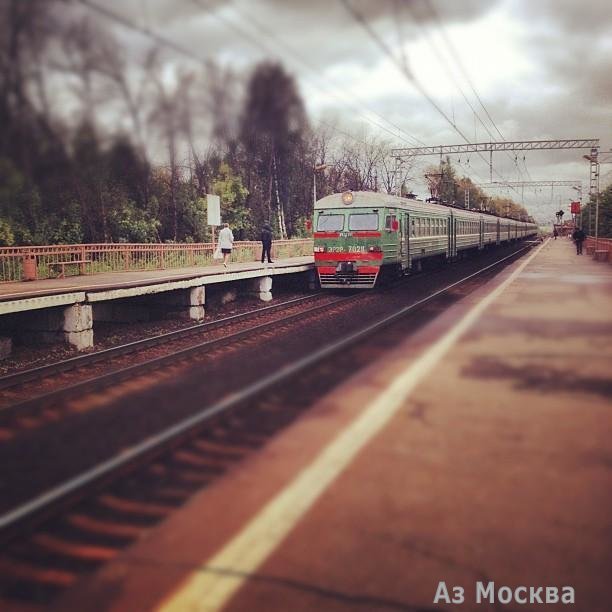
left=314, top=191, right=538, bottom=289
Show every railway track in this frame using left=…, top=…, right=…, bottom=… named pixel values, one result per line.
left=0, top=242, right=536, bottom=609
left=0, top=293, right=335, bottom=394
left=0, top=262, right=450, bottom=409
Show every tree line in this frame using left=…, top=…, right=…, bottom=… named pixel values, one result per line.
left=0, top=0, right=540, bottom=248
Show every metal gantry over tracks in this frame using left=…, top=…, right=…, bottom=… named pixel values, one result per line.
left=392, top=138, right=600, bottom=184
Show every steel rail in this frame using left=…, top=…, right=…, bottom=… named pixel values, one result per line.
left=0, top=244, right=535, bottom=534
left=0, top=293, right=331, bottom=393
left=1, top=292, right=363, bottom=412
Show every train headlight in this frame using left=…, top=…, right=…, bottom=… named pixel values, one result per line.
left=341, top=191, right=354, bottom=205
left=368, top=245, right=382, bottom=252
left=314, top=245, right=327, bottom=253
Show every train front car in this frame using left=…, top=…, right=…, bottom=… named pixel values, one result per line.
left=314, top=191, right=388, bottom=289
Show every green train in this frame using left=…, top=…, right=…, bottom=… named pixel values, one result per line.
left=314, top=191, right=538, bottom=288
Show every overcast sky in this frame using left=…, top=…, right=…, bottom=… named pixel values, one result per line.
left=77, top=0, right=612, bottom=222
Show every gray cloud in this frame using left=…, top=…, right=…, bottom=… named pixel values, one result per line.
left=54, top=0, right=611, bottom=218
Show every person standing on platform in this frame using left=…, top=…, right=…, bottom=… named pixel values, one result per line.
left=218, top=222, right=234, bottom=268
left=572, top=227, right=586, bottom=255
left=261, top=221, right=273, bottom=264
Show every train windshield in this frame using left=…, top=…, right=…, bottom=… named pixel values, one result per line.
left=349, top=213, right=378, bottom=231
left=317, top=214, right=344, bottom=232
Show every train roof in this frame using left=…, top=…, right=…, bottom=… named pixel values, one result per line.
left=315, top=191, right=534, bottom=224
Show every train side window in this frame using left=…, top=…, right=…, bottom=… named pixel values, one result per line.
left=385, top=214, right=397, bottom=231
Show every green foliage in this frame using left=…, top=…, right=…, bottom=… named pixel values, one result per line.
left=212, top=162, right=252, bottom=238
left=0, top=217, right=14, bottom=246
left=181, top=197, right=209, bottom=243
left=238, top=62, right=311, bottom=237
left=108, top=199, right=160, bottom=243
left=48, top=217, right=84, bottom=244
left=580, top=185, right=612, bottom=237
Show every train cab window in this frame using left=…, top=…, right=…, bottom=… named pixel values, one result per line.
left=349, top=213, right=378, bottom=231
left=317, top=214, right=344, bottom=232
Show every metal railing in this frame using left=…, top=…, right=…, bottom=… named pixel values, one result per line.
left=585, top=236, right=612, bottom=259
left=0, top=239, right=313, bottom=283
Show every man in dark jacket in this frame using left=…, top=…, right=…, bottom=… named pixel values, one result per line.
left=261, top=222, right=273, bottom=263
left=572, top=227, right=586, bottom=254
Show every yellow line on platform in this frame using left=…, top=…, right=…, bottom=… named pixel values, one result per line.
left=159, top=240, right=548, bottom=612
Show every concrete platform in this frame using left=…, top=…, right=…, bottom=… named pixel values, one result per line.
left=51, top=239, right=612, bottom=611
left=0, top=257, right=314, bottom=350
left=0, top=257, right=314, bottom=312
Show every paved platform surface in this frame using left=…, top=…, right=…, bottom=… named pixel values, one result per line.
left=0, top=257, right=313, bottom=312
left=52, top=239, right=612, bottom=611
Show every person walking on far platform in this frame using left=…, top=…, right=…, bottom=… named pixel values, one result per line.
left=572, top=226, right=586, bottom=255
left=261, top=221, right=273, bottom=264
left=218, top=222, right=234, bottom=268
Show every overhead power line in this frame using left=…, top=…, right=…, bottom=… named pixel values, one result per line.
left=418, top=0, right=529, bottom=182
left=340, top=0, right=525, bottom=196
left=191, top=0, right=424, bottom=147
left=225, top=0, right=427, bottom=147
left=340, top=0, right=468, bottom=142
left=422, top=0, right=506, bottom=143
left=79, top=0, right=418, bottom=150
left=78, top=0, right=212, bottom=66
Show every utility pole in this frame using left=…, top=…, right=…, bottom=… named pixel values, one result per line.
left=313, top=164, right=327, bottom=207
left=583, top=150, right=600, bottom=247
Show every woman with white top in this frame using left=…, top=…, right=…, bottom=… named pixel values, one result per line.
left=218, top=222, right=234, bottom=268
